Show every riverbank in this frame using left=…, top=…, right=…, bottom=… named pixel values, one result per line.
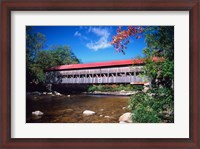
left=86, top=90, right=138, bottom=96
left=27, top=90, right=137, bottom=97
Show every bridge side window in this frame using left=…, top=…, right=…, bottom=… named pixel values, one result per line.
left=128, top=72, right=134, bottom=76
left=80, top=75, right=85, bottom=78
left=116, top=73, right=126, bottom=77
left=57, top=75, right=62, bottom=79
left=136, top=71, right=144, bottom=76
left=95, top=74, right=101, bottom=78
left=74, top=75, right=79, bottom=78
left=102, top=74, right=107, bottom=77
left=116, top=73, right=120, bottom=77
left=86, top=74, right=92, bottom=78
left=61, top=75, right=66, bottom=78
left=109, top=73, right=115, bottom=77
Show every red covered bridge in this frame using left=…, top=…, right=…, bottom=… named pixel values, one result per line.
left=45, top=58, right=152, bottom=84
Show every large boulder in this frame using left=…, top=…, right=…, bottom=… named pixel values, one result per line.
left=31, top=110, right=44, bottom=120
left=119, top=112, right=133, bottom=123
left=54, top=91, right=62, bottom=96
left=32, top=110, right=44, bottom=116
left=83, top=110, right=95, bottom=116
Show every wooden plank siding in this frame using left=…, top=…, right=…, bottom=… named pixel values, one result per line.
left=46, top=65, right=148, bottom=84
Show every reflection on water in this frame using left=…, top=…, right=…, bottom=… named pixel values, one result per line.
left=26, top=94, right=130, bottom=123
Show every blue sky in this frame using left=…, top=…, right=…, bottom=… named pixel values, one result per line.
left=31, top=26, right=147, bottom=63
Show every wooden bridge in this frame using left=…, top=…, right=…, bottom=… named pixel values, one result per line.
left=45, top=59, right=149, bottom=84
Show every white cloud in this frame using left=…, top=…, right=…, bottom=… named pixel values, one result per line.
left=74, top=31, right=88, bottom=40
left=86, top=27, right=111, bottom=51
left=74, top=31, right=81, bottom=37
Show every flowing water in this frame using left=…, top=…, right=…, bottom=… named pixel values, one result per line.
left=26, top=94, right=130, bottom=123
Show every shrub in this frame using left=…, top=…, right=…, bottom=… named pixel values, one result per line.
left=129, top=87, right=174, bottom=123
left=88, top=85, right=97, bottom=92
left=87, top=84, right=143, bottom=92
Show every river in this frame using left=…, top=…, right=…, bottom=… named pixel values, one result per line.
left=26, top=94, right=131, bottom=123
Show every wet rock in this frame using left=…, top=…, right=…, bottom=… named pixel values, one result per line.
left=54, top=91, right=62, bottom=96
left=99, top=115, right=103, bottom=117
left=83, top=110, right=95, bottom=116
left=31, top=110, right=44, bottom=120
left=32, top=110, right=44, bottom=116
left=56, top=93, right=61, bottom=96
left=27, top=91, right=41, bottom=96
left=119, top=112, right=133, bottom=123
left=104, top=116, right=110, bottom=118
left=67, top=95, right=71, bottom=97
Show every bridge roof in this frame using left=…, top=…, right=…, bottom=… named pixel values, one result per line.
left=47, top=59, right=144, bottom=71
left=46, top=57, right=161, bottom=71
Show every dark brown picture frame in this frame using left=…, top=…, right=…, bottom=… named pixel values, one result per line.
left=0, top=0, right=199, bottom=148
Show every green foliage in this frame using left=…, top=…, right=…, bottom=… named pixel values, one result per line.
left=142, top=51, right=174, bottom=88
left=142, top=27, right=174, bottom=88
left=144, top=26, right=174, bottom=60
left=26, top=27, right=46, bottom=84
left=88, top=85, right=97, bottom=92
left=129, top=87, right=174, bottom=123
left=26, top=27, right=80, bottom=83
left=50, top=45, right=80, bottom=65
left=31, top=46, right=80, bottom=82
left=26, top=27, right=46, bottom=62
left=110, top=26, right=174, bottom=123
left=88, top=84, right=143, bottom=92
left=129, top=26, right=174, bottom=123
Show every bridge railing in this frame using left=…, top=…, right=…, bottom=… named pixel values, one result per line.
left=60, top=76, right=146, bottom=84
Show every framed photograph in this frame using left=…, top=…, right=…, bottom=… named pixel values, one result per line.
left=0, top=0, right=199, bottom=148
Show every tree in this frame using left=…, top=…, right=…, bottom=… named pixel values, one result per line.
left=111, top=26, right=143, bottom=54
left=33, top=46, right=80, bottom=83
left=142, top=26, right=174, bottom=88
left=111, top=26, right=174, bottom=88
left=111, top=26, right=174, bottom=123
left=26, top=27, right=80, bottom=84
left=50, top=45, right=80, bottom=65
left=26, top=27, right=46, bottom=84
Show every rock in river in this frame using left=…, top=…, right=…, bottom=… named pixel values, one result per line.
left=32, top=110, right=44, bottom=116
left=31, top=110, right=44, bottom=120
left=54, top=91, right=62, bottom=96
left=119, top=112, right=133, bottom=123
left=27, top=91, right=41, bottom=96
left=83, top=110, right=95, bottom=116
